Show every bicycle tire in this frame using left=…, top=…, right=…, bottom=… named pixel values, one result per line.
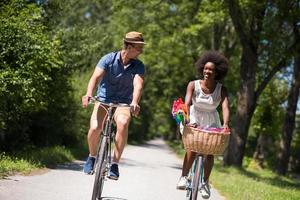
left=91, top=137, right=108, bottom=200
left=186, top=167, right=193, bottom=200
left=191, top=159, right=200, bottom=200
left=186, top=158, right=196, bottom=200
left=191, top=156, right=204, bottom=200
left=186, top=186, right=192, bottom=200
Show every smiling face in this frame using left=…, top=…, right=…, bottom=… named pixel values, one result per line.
left=203, top=62, right=216, bottom=80
left=128, top=43, right=144, bottom=59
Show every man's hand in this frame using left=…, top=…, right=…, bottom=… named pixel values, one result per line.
left=130, top=102, right=140, bottom=117
left=82, top=95, right=91, bottom=108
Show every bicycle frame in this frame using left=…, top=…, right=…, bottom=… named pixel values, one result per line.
left=98, top=103, right=115, bottom=169
left=186, top=154, right=205, bottom=200
left=90, top=98, right=130, bottom=200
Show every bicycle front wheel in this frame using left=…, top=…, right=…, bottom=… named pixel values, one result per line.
left=188, top=156, right=204, bottom=200
left=91, top=137, right=108, bottom=200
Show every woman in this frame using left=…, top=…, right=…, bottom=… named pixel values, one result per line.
left=176, top=51, right=230, bottom=199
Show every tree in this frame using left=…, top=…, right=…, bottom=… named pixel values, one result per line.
left=251, top=80, right=287, bottom=168
left=223, top=0, right=296, bottom=167
left=104, top=0, right=240, bottom=141
left=0, top=0, right=76, bottom=150
left=277, top=18, right=300, bottom=174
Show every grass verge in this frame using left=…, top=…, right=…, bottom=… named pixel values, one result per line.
left=211, top=159, right=300, bottom=200
left=0, top=145, right=86, bottom=178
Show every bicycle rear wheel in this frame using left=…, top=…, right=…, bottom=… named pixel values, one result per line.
left=91, top=137, right=108, bottom=200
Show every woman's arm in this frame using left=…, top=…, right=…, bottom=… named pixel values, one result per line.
left=185, top=81, right=195, bottom=115
left=221, top=85, right=230, bottom=128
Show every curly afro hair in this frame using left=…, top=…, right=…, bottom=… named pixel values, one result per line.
left=195, top=51, right=229, bottom=80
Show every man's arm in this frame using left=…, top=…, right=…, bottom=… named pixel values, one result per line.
left=82, top=67, right=105, bottom=108
left=131, top=74, right=144, bottom=116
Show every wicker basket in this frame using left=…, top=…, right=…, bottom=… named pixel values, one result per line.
left=182, top=126, right=230, bottom=155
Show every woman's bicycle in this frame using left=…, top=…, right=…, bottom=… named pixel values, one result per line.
left=185, top=153, right=205, bottom=200
left=182, top=125, right=230, bottom=200
left=89, top=97, right=130, bottom=200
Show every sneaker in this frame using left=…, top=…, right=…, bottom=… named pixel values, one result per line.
left=200, top=182, right=211, bottom=199
left=176, top=176, right=189, bottom=190
left=108, top=163, right=119, bottom=180
left=83, top=156, right=95, bottom=174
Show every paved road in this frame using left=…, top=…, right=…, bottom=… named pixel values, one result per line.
left=0, top=138, right=225, bottom=200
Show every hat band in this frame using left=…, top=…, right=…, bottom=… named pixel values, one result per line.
left=124, top=37, right=144, bottom=42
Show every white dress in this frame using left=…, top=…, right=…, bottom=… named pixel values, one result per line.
left=189, top=80, right=222, bottom=128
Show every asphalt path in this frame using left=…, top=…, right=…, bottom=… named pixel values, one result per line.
left=0, top=138, right=225, bottom=200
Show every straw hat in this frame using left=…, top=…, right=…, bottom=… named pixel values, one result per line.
left=123, top=31, right=145, bottom=44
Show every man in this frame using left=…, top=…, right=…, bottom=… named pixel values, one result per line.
left=81, top=31, right=145, bottom=180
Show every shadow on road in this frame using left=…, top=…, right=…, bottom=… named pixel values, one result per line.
left=169, top=164, right=182, bottom=170
left=55, top=138, right=183, bottom=173
left=101, top=197, right=128, bottom=200
left=130, top=137, right=169, bottom=150
left=56, top=160, right=84, bottom=171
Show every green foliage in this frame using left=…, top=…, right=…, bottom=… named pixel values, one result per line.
left=43, top=0, right=115, bottom=71
left=69, top=68, right=95, bottom=145
left=252, top=79, right=287, bottom=138
left=0, top=1, right=59, bottom=112
left=0, top=0, right=77, bottom=151
left=103, top=0, right=240, bottom=141
left=41, top=0, right=119, bottom=145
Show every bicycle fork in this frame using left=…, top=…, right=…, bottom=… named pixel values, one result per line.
left=187, top=155, right=205, bottom=200
left=195, top=155, right=205, bottom=190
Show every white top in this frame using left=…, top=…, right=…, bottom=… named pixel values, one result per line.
left=189, top=80, right=222, bottom=128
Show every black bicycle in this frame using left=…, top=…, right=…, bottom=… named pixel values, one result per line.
left=89, top=97, right=130, bottom=200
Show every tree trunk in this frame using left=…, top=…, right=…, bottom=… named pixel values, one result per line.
left=253, top=134, right=272, bottom=167
left=224, top=46, right=257, bottom=166
left=212, top=23, right=222, bottom=50
left=277, top=55, right=300, bottom=175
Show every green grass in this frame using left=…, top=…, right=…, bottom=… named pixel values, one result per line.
left=211, top=159, right=300, bottom=200
left=0, top=145, right=83, bottom=178
left=168, top=141, right=300, bottom=200
left=0, top=153, right=41, bottom=177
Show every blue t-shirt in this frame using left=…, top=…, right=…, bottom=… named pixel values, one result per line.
left=96, top=51, right=145, bottom=104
